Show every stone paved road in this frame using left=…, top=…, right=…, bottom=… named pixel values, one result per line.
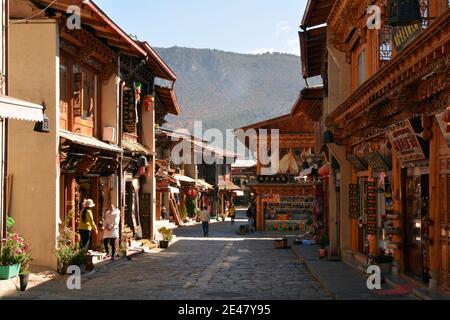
left=5, top=210, right=331, bottom=300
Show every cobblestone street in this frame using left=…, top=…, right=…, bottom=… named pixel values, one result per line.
left=5, top=211, right=330, bottom=300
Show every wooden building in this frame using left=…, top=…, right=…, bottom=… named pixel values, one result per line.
left=300, top=0, right=450, bottom=290
left=237, top=88, right=324, bottom=232
left=7, top=0, right=180, bottom=267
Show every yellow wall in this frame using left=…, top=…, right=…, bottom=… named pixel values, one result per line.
left=101, top=75, right=119, bottom=144
left=8, top=21, right=59, bottom=268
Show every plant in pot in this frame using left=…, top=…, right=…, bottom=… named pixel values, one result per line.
left=158, top=227, right=173, bottom=249
left=0, top=218, right=31, bottom=281
left=372, top=248, right=394, bottom=275
left=318, top=234, right=330, bottom=259
left=18, top=242, right=32, bottom=292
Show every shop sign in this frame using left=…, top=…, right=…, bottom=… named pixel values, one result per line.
left=386, top=121, right=425, bottom=163
left=261, top=194, right=280, bottom=203
left=365, top=151, right=391, bottom=172
left=366, top=178, right=377, bottom=235
left=392, top=24, right=422, bottom=52
left=436, top=111, right=450, bottom=148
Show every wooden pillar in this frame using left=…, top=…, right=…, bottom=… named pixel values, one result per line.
left=429, top=119, right=441, bottom=288
left=256, top=195, right=263, bottom=231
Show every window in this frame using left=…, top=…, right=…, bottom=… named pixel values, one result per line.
left=73, top=65, right=96, bottom=121
left=379, top=25, right=393, bottom=67
left=357, top=50, right=367, bottom=86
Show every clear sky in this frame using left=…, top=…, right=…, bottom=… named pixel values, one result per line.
left=94, top=0, right=307, bottom=55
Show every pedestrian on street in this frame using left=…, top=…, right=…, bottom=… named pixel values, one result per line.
left=161, top=206, right=168, bottom=220
left=229, top=203, right=236, bottom=224
left=79, top=199, right=98, bottom=251
left=201, top=206, right=210, bottom=237
left=103, top=204, right=121, bottom=260
left=247, top=202, right=256, bottom=232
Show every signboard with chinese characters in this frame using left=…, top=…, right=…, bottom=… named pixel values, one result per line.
left=347, top=154, right=368, bottom=172
left=386, top=121, right=425, bottom=163
left=365, top=151, right=391, bottom=172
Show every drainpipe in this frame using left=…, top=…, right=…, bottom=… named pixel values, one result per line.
left=118, top=70, right=125, bottom=240
left=1, top=0, right=9, bottom=241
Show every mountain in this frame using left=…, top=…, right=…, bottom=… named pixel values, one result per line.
left=155, top=47, right=321, bottom=134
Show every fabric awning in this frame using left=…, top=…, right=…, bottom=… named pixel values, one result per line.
left=197, top=179, right=214, bottom=190
left=218, top=181, right=241, bottom=191
left=174, top=174, right=196, bottom=183
left=60, top=131, right=122, bottom=153
left=122, top=139, right=155, bottom=155
left=0, top=94, right=43, bottom=122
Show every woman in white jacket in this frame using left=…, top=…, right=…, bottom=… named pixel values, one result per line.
left=103, top=204, right=121, bottom=260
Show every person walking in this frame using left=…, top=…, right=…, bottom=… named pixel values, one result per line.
left=200, top=206, right=210, bottom=237
left=247, top=201, right=256, bottom=232
left=79, top=199, right=98, bottom=251
left=103, top=204, right=121, bottom=260
left=229, top=203, right=237, bottom=224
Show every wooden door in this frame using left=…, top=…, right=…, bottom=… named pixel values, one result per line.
left=439, top=156, right=450, bottom=289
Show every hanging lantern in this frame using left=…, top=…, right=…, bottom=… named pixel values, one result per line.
left=138, top=166, right=146, bottom=176
left=387, top=0, right=422, bottom=27
left=422, top=129, right=432, bottom=141
left=144, top=95, right=154, bottom=112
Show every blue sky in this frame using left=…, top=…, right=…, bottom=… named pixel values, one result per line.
left=95, top=0, right=307, bottom=55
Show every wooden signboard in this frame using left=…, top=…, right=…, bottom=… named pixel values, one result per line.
left=123, top=88, right=136, bottom=134
left=139, top=193, right=152, bottom=240
left=366, top=178, right=377, bottom=235
left=386, top=121, right=425, bottom=163
left=349, top=184, right=360, bottom=218
left=393, top=24, right=422, bottom=52
left=73, top=72, right=83, bottom=117
left=365, top=151, right=391, bottom=172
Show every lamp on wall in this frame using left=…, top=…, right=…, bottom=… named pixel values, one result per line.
left=387, top=0, right=422, bottom=27
left=34, top=102, right=50, bottom=133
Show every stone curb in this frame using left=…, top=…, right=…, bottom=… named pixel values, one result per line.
left=290, top=246, right=337, bottom=300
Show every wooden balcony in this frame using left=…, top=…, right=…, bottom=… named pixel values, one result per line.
left=327, top=8, right=450, bottom=145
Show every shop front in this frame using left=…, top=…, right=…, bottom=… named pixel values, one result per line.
left=59, top=131, right=121, bottom=250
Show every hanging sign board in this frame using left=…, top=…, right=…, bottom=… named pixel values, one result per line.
left=347, top=154, right=368, bottom=172
left=393, top=24, right=422, bottom=52
left=365, top=151, right=391, bottom=172
left=436, top=111, right=450, bottom=148
left=386, top=121, right=425, bottom=163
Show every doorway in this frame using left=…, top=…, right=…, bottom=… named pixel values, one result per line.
left=403, top=166, right=430, bottom=283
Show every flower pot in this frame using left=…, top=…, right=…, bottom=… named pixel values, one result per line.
left=319, top=248, right=327, bottom=259
left=19, top=274, right=30, bottom=292
left=159, top=240, right=170, bottom=249
left=0, top=264, right=21, bottom=280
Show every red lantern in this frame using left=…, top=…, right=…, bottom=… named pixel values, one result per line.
left=144, top=95, right=154, bottom=112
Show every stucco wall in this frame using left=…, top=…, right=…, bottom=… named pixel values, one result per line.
left=8, top=21, right=59, bottom=268
left=101, top=75, right=119, bottom=144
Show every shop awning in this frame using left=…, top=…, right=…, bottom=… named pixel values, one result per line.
left=60, top=131, right=122, bottom=153
left=122, top=139, right=155, bottom=155
left=197, top=179, right=214, bottom=190
left=174, top=174, right=196, bottom=184
left=0, top=95, right=43, bottom=122
left=218, top=181, right=241, bottom=191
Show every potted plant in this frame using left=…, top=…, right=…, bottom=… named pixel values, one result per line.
left=372, top=248, right=394, bottom=275
left=318, top=234, right=330, bottom=258
left=0, top=218, right=31, bottom=281
left=158, top=227, right=173, bottom=249
left=18, top=242, right=32, bottom=292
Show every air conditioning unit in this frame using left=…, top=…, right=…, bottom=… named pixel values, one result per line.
left=103, top=127, right=116, bottom=144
